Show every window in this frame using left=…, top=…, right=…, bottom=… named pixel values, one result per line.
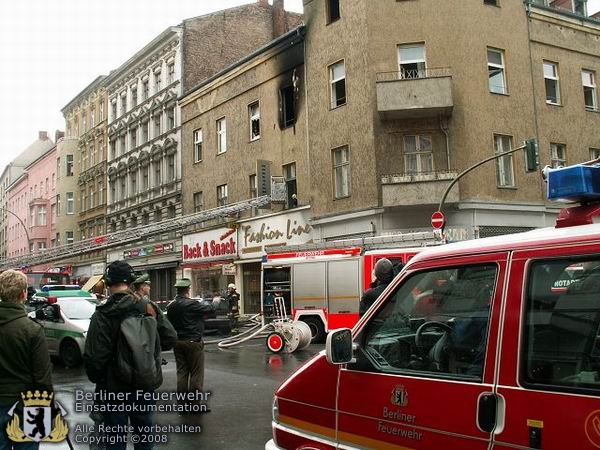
left=110, top=183, right=117, bottom=204
left=142, top=166, right=149, bottom=191
left=217, top=184, right=228, bottom=206
left=168, top=63, right=175, bottom=84
left=404, top=135, right=433, bottom=174
left=109, top=139, right=116, bottom=160
left=167, top=154, right=175, bottom=182
left=523, top=257, right=600, bottom=389
left=99, top=102, right=104, bottom=122
left=582, top=70, right=597, bottom=111
left=90, top=109, right=95, bottom=128
left=494, top=134, right=515, bottom=187
left=89, top=187, right=95, bottom=209
left=167, top=107, right=175, bottom=130
left=550, top=143, right=567, bottom=168
left=37, top=206, right=46, bottom=227
left=131, top=85, right=138, bottom=108
left=326, top=0, right=340, bottom=23
left=142, top=79, right=149, bottom=100
left=280, top=85, right=296, bottom=128
left=329, top=61, right=346, bottom=108
left=154, top=160, right=162, bottom=186
left=30, top=207, right=35, bottom=226
left=130, top=127, right=137, bottom=149
left=66, top=231, right=74, bottom=245
left=249, top=102, right=261, bottom=140
left=193, top=129, right=203, bottom=162
left=193, top=191, right=203, bottom=213
left=111, top=100, right=117, bottom=120
left=130, top=171, right=137, bottom=195
left=98, top=181, right=104, bottom=204
left=356, top=264, right=497, bottom=381
left=120, top=94, right=127, bottom=116
left=80, top=189, right=86, bottom=211
left=591, top=148, right=600, bottom=160
left=332, top=146, right=350, bottom=199
left=398, top=44, right=426, bottom=79
left=544, top=61, right=561, bottom=104
left=154, top=70, right=161, bottom=92
left=283, top=163, right=297, bottom=208
left=217, top=118, right=227, bottom=154
left=153, top=113, right=161, bottom=137
left=484, top=0, right=498, bottom=5
left=56, top=194, right=60, bottom=215
left=119, top=135, right=126, bottom=156
left=249, top=175, right=257, bottom=199
left=90, top=143, right=96, bottom=166
left=66, top=192, right=74, bottom=214
left=120, top=177, right=126, bottom=201
left=142, top=120, right=149, bottom=143
left=487, top=48, right=507, bottom=94
left=66, top=154, right=74, bottom=176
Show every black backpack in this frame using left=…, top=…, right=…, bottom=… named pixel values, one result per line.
left=114, top=300, right=163, bottom=391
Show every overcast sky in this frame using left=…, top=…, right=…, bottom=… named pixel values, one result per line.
left=0, top=0, right=599, bottom=175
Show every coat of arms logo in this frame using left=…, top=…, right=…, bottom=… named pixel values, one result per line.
left=5, top=391, right=68, bottom=443
left=390, top=385, right=409, bottom=407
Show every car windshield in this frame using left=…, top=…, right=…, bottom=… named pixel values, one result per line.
left=58, top=299, right=96, bottom=320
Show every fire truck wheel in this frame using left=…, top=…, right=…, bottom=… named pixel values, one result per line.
left=301, top=317, right=326, bottom=344
left=266, top=332, right=286, bottom=353
left=60, top=339, right=82, bottom=367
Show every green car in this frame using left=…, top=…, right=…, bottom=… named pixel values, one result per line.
left=28, top=288, right=97, bottom=367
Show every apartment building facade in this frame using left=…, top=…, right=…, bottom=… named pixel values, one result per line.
left=103, top=1, right=302, bottom=300
left=61, top=76, right=108, bottom=280
left=180, top=27, right=309, bottom=312
left=0, top=131, right=54, bottom=259
left=301, top=0, right=600, bottom=241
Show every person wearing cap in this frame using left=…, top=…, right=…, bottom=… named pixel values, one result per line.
left=83, top=260, right=161, bottom=449
left=167, top=278, right=218, bottom=413
left=359, top=258, right=396, bottom=316
left=132, top=273, right=176, bottom=352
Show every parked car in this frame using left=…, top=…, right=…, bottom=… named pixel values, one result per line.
left=27, top=294, right=96, bottom=367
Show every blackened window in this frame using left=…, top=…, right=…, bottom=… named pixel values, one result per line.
left=327, top=0, right=340, bottom=23
left=484, top=0, right=498, bottom=5
left=280, top=85, right=295, bottom=128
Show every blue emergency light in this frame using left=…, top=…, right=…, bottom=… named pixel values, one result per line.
left=547, top=164, right=600, bottom=203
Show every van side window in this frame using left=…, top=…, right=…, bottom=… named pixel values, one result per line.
left=355, top=264, right=497, bottom=382
left=523, top=258, right=600, bottom=391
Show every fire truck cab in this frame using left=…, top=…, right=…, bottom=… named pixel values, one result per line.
left=267, top=164, right=600, bottom=450
left=261, top=233, right=436, bottom=343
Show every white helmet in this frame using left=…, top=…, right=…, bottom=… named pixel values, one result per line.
left=228, top=283, right=236, bottom=290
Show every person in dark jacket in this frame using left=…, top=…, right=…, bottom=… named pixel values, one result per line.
left=0, top=269, right=53, bottom=450
left=359, top=258, right=395, bottom=316
left=167, top=278, right=218, bottom=413
left=83, top=261, right=166, bottom=450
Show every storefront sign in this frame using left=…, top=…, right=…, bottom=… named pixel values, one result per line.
left=238, top=209, right=314, bottom=258
left=182, top=227, right=238, bottom=262
left=222, top=264, right=236, bottom=276
left=124, top=242, right=174, bottom=259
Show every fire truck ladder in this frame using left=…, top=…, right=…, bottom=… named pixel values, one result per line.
left=264, top=230, right=440, bottom=255
left=0, top=196, right=271, bottom=270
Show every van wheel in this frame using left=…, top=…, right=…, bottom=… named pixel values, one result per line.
left=266, top=332, right=285, bottom=353
left=301, top=317, right=326, bottom=344
left=60, top=339, right=82, bottom=367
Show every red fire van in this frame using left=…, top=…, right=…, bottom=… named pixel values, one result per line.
left=266, top=165, right=600, bottom=449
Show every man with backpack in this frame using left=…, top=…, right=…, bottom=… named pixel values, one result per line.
left=167, top=278, right=218, bottom=414
left=84, top=261, right=173, bottom=450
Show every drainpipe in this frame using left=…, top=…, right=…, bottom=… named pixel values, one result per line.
left=440, top=116, right=451, bottom=171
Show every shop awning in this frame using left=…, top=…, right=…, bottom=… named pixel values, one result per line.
left=82, top=274, right=103, bottom=292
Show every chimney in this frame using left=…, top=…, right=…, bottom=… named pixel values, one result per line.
left=38, top=131, right=48, bottom=141
left=258, top=0, right=269, bottom=6
left=55, top=130, right=64, bottom=142
left=273, top=0, right=286, bottom=38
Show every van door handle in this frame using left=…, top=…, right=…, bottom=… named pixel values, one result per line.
left=477, top=393, right=497, bottom=433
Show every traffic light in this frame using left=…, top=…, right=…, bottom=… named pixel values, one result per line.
left=524, top=138, right=539, bottom=172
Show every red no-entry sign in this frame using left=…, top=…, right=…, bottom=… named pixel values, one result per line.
left=431, top=211, right=445, bottom=230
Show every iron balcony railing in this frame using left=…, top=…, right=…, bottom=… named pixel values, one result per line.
left=376, top=67, right=452, bottom=83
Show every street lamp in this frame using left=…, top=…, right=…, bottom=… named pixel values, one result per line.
left=0, top=206, right=32, bottom=255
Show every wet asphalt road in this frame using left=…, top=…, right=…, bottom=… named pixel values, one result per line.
left=41, top=335, right=323, bottom=450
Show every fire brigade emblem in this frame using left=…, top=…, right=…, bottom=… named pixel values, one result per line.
left=5, top=391, right=68, bottom=443
left=390, top=385, right=408, bottom=407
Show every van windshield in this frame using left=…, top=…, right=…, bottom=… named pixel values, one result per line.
left=359, top=264, right=497, bottom=381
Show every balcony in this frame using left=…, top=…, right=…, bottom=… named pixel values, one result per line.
left=376, top=68, right=453, bottom=120
left=381, top=170, right=459, bottom=207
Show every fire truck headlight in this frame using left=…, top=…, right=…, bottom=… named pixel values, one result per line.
left=271, top=396, right=279, bottom=422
